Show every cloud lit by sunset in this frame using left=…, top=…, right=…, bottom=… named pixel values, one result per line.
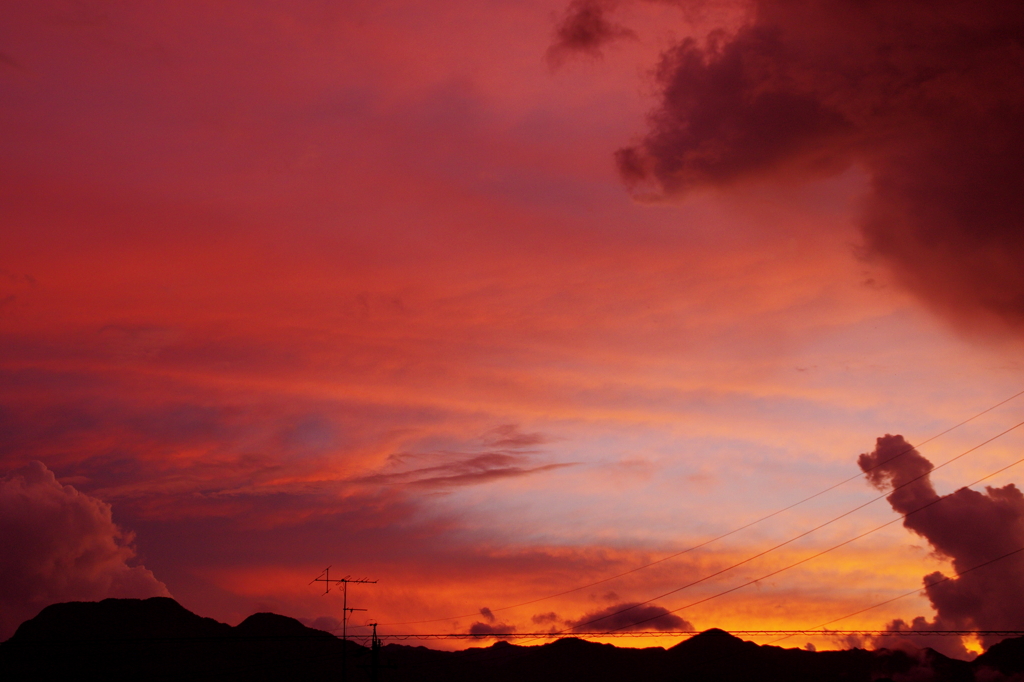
left=3, top=0, right=1024, bottom=658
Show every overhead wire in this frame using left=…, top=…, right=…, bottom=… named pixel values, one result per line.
left=366, top=626, right=1024, bottom=638
left=381, top=387, right=1024, bottom=626
left=532, top=416, right=1024, bottom=637
left=19, top=414, right=1023, bottom=681
left=276, top=430, right=1024, bottom=677
left=583, top=428, right=1024, bottom=637
left=764, top=544, right=1024, bottom=646
left=371, top=434, right=1024, bottom=675
left=332, top=398, right=1024, bottom=676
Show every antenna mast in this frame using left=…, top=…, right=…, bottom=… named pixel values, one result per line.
left=309, top=567, right=377, bottom=682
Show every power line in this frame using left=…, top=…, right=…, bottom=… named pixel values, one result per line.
left=382, top=387, right=1024, bottom=626
left=365, top=415, right=1024, bottom=674
left=163, top=526, right=1024, bottom=679
left=11, top=629, right=1023, bottom=644
left=363, top=629, right=1024, bottom=640
left=534, top=416, right=1024, bottom=639
left=586, top=436, right=1024, bottom=638
left=763, top=544, right=1024, bottom=646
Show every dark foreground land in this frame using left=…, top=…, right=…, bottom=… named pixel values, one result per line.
left=3, top=598, right=1024, bottom=681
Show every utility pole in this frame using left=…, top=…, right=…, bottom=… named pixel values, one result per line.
left=309, top=567, right=377, bottom=682
left=370, top=622, right=380, bottom=682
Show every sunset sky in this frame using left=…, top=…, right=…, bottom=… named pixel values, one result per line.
left=3, top=0, right=1024, bottom=657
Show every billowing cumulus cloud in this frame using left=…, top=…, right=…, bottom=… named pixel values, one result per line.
left=559, top=0, right=1024, bottom=332
left=859, top=435, right=1024, bottom=657
left=567, top=601, right=693, bottom=632
left=0, top=461, right=169, bottom=640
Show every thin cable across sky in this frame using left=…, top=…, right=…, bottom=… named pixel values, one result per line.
left=591, top=427, right=1024, bottom=636
left=381, top=388, right=1024, bottom=627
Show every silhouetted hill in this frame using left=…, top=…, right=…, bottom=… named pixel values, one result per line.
left=234, top=611, right=336, bottom=640
left=1, top=598, right=354, bottom=681
left=11, top=597, right=231, bottom=641
left=0, top=598, right=1019, bottom=681
left=974, top=635, right=1024, bottom=678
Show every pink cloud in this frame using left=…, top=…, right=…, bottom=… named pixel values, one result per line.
left=0, top=461, right=169, bottom=640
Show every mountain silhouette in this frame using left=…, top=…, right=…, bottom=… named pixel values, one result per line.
left=1, top=598, right=1021, bottom=681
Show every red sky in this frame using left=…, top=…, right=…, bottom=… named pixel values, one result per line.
left=3, top=0, right=1024, bottom=656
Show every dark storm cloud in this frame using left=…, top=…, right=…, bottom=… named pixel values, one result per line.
left=0, top=461, right=169, bottom=641
left=547, top=0, right=636, bottom=65
left=614, top=24, right=856, bottom=192
left=567, top=601, right=693, bottom=632
left=859, top=435, right=1024, bottom=655
left=559, top=0, right=1024, bottom=331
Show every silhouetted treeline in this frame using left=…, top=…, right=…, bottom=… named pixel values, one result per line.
left=3, top=598, right=1024, bottom=681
